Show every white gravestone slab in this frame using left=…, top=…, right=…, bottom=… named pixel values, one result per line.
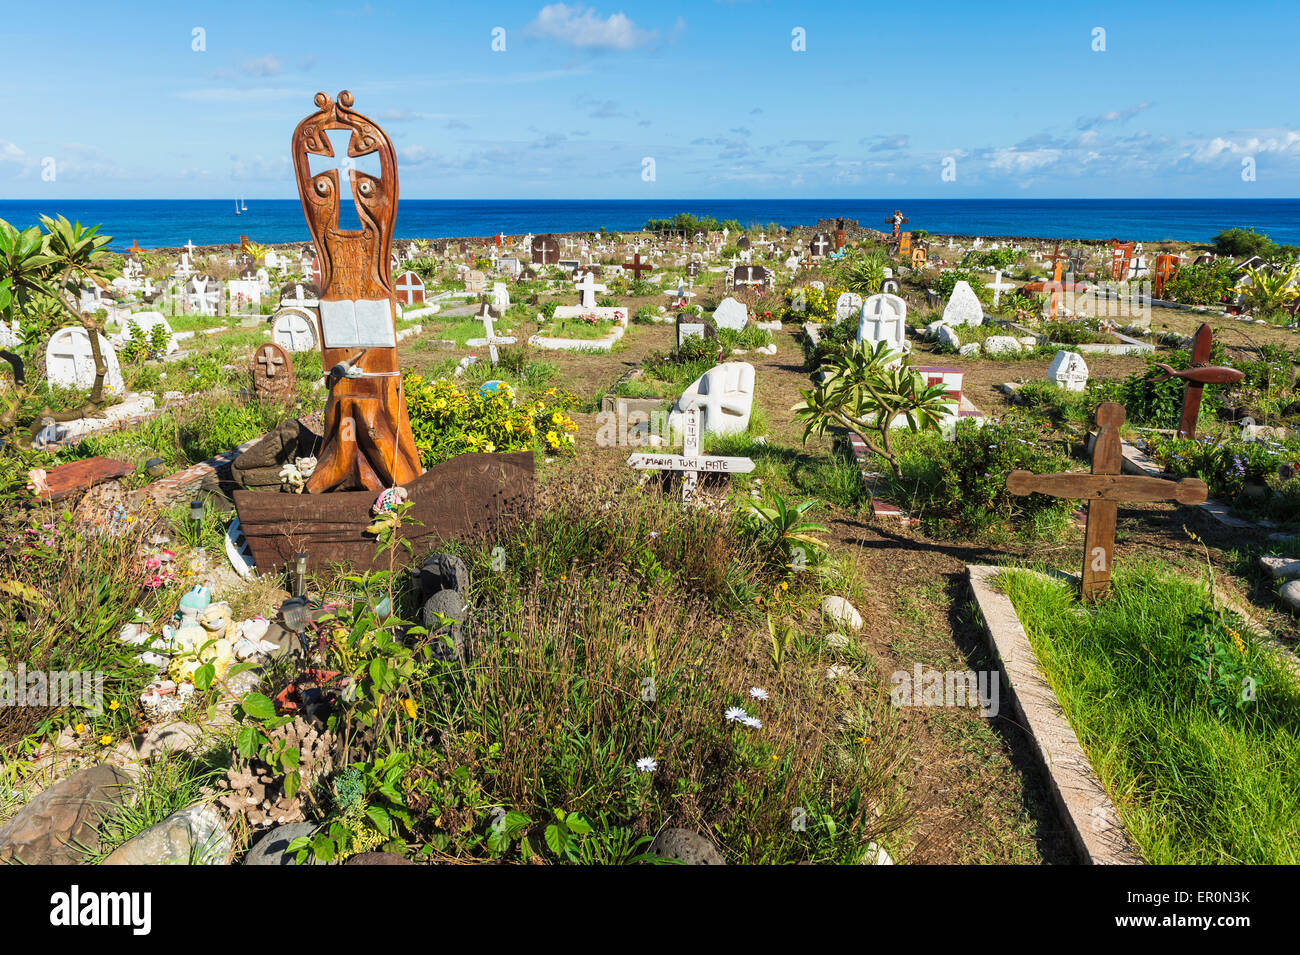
left=835, top=292, right=864, bottom=323
left=712, top=296, right=748, bottom=332
left=1047, top=350, right=1089, bottom=391
left=45, top=327, right=124, bottom=395
left=673, top=361, right=755, bottom=436
left=271, top=307, right=320, bottom=353
left=120, top=311, right=178, bottom=354
left=941, top=280, right=984, bottom=327
left=857, top=294, right=909, bottom=352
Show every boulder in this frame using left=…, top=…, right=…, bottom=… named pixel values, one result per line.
left=958, top=342, right=981, bottom=357
left=937, top=325, right=960, bottom=350
left=346, top=851, right=414, bottom=865
left=244, top=821, right=319, bottom=865
left=821, top=596, right=863, bottom=631
left=983, top=335, right=1022, bottom=356
left=0, top=765, right=132, bottom=865
left=647, top=828, right=725, bottom=865
left=103, top=802, right=231, bottom=865
left=712, top=297, right=748, bottom=331
left=941, top=280, right=984, bottom=327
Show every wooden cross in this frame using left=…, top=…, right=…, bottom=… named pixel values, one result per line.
left=1150, top=323, right=1244, bottom=440
left=257, top=345, right=285, bottom=378
left=885, top=210, right=908, bottom=238
left=898, top=232, right=912, bottom=258
left=1046, top=243, right=1066, bottom=317
left=623, top=252, right=652, bottom=281
left=1006, top=402, right=1208, bottom=601
left=1111, top=240, right=1135, bottom=280
left=466, top=304, right=516, bottom=366
left=1153, top=253, right=1180, bottom=298
left=625, top=406, right=754, bottom=504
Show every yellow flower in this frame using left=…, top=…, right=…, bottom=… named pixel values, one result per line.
left=74, top=722, right=85, bottom=734
left=483, top=442, right=495, bottom=453
left=400, top=698, right=418, bottom=719
left=108, top=699, right=119, bottom=711
left=504, top=420, right=514, bottom=433
left=779, top=581, right=788, bottom=591
left=98, top=734, right=112, bottom=746
left=551, top=412, right=563, bottom=425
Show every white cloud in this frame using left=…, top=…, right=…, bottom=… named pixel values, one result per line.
left=527, top=4, right=656, bottom=50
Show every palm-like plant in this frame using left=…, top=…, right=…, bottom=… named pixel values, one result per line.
left=834, top=247, right=888, bottom=294
left=792, top=340, right=952, bottom=479
left=38, top=214, right=114, bottom=406
left=743, top=493, right=829, bottom=572
left=1240, top=264, right=1299, bottom=316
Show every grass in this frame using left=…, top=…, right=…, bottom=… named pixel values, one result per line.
left=1000, top=560, right=1300, bottom=864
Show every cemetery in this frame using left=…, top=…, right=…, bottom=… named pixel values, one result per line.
left=3, top=96, right=1300, bottom=873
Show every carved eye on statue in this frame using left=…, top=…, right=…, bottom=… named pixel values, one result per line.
left=357, top=178, right=374, bottom=198
left=314, top=176, right=332, bottom=197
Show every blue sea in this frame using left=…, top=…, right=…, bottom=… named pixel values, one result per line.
left=1, top=198, right=1297, bottom=251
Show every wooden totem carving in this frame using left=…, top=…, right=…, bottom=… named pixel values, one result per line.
left=292, top=90, right=423, bottom=493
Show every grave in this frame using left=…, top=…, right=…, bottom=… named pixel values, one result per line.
left=45, top=327, right=125, bottom=396
left=676, top=311, right=716, bottom=347
left=394, top=271, right=425, bottom=306
left=835, top=292, right=864, bottom=323
left=941, top=281, right=984, bottom=327
left=466, top=305, right=517, bottom=365
left=252, top=343, right=296, bottom=400
left=118, top=311, right=179, bottom=355
left=1148, top=323, right=1243, bottom=440
left=670, top=361, right=755, bottom=437
left=271, top=307, right=320, bottom=353
left=1047, top=351, right=1089, bottom=391
left=857, top=294, right=908, bottom=352
left=712, top=297, right=748, bottom=331
left=626, top=406, right=754, bottom=504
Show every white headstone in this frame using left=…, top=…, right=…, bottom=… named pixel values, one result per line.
left=271, top=307, right=320, bottom=353
left=857, top=294, right=908, bottom=351
left=1047, top=350, right=1089, bottom=391
left=712, top=296, right=748, bottom=331
left=674, top=361, right=755, bottom=436
left=835, top=292, right=864, bottom=323
left=941, top=281, right=984, bottom=327
left=45, top=327, right=124, bottom=395
left=120, top=311, right=178, bottom=354
left=491, top=282, right=510, bottom=312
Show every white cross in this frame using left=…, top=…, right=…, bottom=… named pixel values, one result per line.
left=625, top=406, right=754, bottom=503
left=811, top=235, right=829, bottom=257
left=395, top=272, right=424, bottom=305
left=985, top=269, right=1014, bottom=307
left=465, top=306, right=517, bottom=365
left=576, top=271, right=606, bottom=309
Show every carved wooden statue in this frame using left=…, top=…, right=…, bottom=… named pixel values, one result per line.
left=292, top=90, right=422, bottom=493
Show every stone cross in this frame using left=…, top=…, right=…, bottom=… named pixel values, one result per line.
left=257, top=345, right=285, bottom=378
left=809, top=233, right=830, bottom=258
left=986, top=270, right=1014, bottom=307
left=1006, top=402, right=1208, bottom=601
left=1150, top=323, right=1244, bottom=440
left=625, top=406, right=754, bottom=504
left=576, top=271, right=605, bottom=309
left=466, top=305, right=516, bottom=365
left=623, top=252, right=652, bottom=281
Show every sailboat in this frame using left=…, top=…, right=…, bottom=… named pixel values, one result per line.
left=240, top=196, right=248, bottom=212
left=234, top=198, right=241, bottom=216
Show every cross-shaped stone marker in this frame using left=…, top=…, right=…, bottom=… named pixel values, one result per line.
left=809, top=234, right=830, bottom=258
left=625, top=406, right=754, bottom=504
left=257, top=345, right=285, bottom=377
left=623, top=252, right=652, bottom=281
left=395, top=272, right=423, bottom=305
left=466, top=304, right=516, bottom=365
left=1006, top=401, right=1208, bottom=601
left=986, top=269, right=1014, bottom=307
left=576, top=271, right=606, bottom=309
left=1151, top=323, right=1244, bottom=440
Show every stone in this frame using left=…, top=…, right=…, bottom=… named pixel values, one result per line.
left=1260, top=555, right=1300, bottom=581
left=346, top=851, right=413, bottom=865
left=251, top=342, right=296, bottom=400
left=857, top=293, right=908, bottom=352
left=136, top=721, right=204, bottom=760
left=711, top=296, right=748, bottom=331
left=821, top=595, right=863, bottom=631
left=983, top=336, right=1022, bottom=355
left=44, top=327, right=125, bottom=395
left=647, top=828, right=725, bottom=865
left=941, top=280, right=984, bottom=327
left=243, top=821, right=320, bottom=865
left=271, top=307, right=319, bottom=353
left=103, top=802, right=231, bottom=865
left=959, top=342, right=981, bottom=357
left=0, top=765, right=132, bottom=865
left=824, top=632, right=850, bottom=650
left=1047, top=350, right=1089, bottom=391
left=835, top=292, right=864, bottom=322
left=1280, top=578, right=1300, bottom=613
left=675, top=311, right=715, bottom=348
left=938, top=325, right=960, bottom=350
left=418, top=552, right=470, bottom=598
left=673, top=361, right=755, bottom=436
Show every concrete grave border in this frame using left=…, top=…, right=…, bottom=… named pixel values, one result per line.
left=966, top=564, right=1143, bottom=865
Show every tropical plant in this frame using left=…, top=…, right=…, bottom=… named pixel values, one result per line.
left=1240, top=264, right=1298, bottom=316
left=742, top=493, right=828, bottom=572
left=793, top=341, right=952, bottom=478
left=37, top=215, right=115, bottom=407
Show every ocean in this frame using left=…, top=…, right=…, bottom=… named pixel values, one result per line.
left=0, top=198, right=1297, bottom=251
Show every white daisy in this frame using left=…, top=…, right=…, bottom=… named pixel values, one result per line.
left=636, top=756, right=657, bottom=773
left=725, top=706, right=749, bottom=723
left=749, top=686, right=768, bottom=701
left=743, top=716, right=763, bottom=729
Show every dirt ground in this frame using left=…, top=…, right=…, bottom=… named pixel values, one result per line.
left=403, top=286, right=1300, bottom=864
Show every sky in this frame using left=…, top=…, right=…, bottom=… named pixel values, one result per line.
left=1, top=0, right=1297, bottom=200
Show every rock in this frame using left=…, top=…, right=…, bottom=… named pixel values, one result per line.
left=136, top=721, right=204, bottom=760
left=418, top=552, right=469, bottom=598
left=1280, top=579, right=1300, bottom=613
left=958, top=342, right=981, bottom=357
left=647, top=828, right=725, bottom=865
left=925, top=320, right=945, bottom=340
left=1260, top=555, right=1300, bottom=581
left=824, top=632, right=850, bottom=650
left=821, top=595, right=863, bottom=631
left=243, top=821, right=319, bottom=865
left=861, top=842, right=894, bottom=865
left=941, top=280, right=984, bottom=327
left=346, top=851, right=413, bottom=865
left=937, top=325, right=960, bottom=350
left=711, top=296, right=748, bottom=331
left=1017, top=336, right=1038, bottom=346
left=423, top=588, right=468, bottom=660
left=983, top=335, right=1021, bottom=355
left=103, top=802, right=231, bottom=865
left=0, top=765, right=132, bottom=865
